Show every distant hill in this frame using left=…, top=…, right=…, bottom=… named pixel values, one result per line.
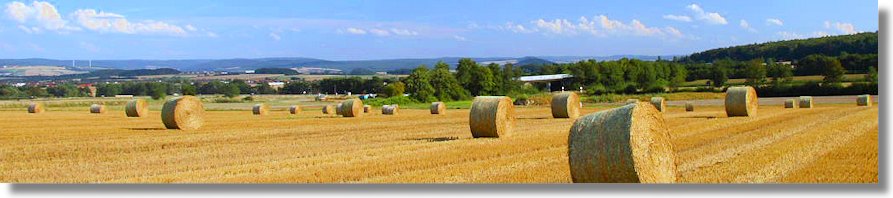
left=682, top=32, right=878, bottom=62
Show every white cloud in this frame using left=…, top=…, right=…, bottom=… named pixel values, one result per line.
left=184, top=24, right=197, bottom=32
left=502, top=22, right=535, bottom=33
left=340, top=27, right=420, bottom=37
left=517, top=15, right=684, bottom=39
left=368, top=28, right=390, bottom=36
left=344, top=27, right=367, bottom=35
left=777, top=31, right=804, bottom=40
left=5, top=1, right=30, bottom=23
left=662, top=15, right=692, bottom=22
left=739, top=20, right=757, bottom=32
left=390, top=28, right=418, bottom=36
left=813, top=31, right=829, bottom=37
left=687, top=4, right=727, bottom=25
left=453, top=35, right=467, bottom=41
left=4, top=1, right=79, bottom=33
left=533, top=18, right=576, bottom=35
left=72, top=9, right=188, bottom=36
left=269, top=32, right=281, bottom=41
left=766, top=18, right=784, bottom=26
left=822, top=21, right=858, bottom=35
left=4, top=1, right=204, bottom=36
left=206, top=32, right=218, bottom=38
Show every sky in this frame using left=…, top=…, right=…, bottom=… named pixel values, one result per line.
left=0, top=0, right=878, bottom=60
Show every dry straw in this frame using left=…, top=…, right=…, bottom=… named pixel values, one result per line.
left=650, top=97, right=666, bottom=112
left=27, top=102, right=44, bottom=113
left=90, top=104, right=106, bottom=114
left=161, top=96, right=205, bottom=130
left=784, top=99, right=798, bottom=109
left=725, top=86, right=758, bottom=117
left=363, top=105, right=371, bottom=113
left=625, top=99, right=639, bottom=104
left=857, top=94, right=871, bottom=106
left=382, top=104, right=399, bottom=115
left=289, top=105, right=301, bottom=114
left=799, top=96, right=814, bottom=108
left=335, top=103, right=344, bottom=115
left=252, top=103, right=270, bottom=115
left=469, top=96, right=515, bottom=138
left=567, top=102, right=678, bottom=183
left=684, top=102, right=694, bottom=112
left=551, top=92, right=581, bottom=119
left=430, top=102, right=446, bottom=114
left=322, top=105, right=335, bottom=114
left=125, top=99, right=149, bottom=117
left=340, top=99, right=363, bottom=117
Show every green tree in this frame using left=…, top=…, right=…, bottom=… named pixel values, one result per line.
left=767, top=59, right=793, bottom=85
left=381, top=81, right=405, bottom=98
left=743, top=59, right=767, bottom=87
left=222, top=84, right=241, bottom=98
left=146, top=82, right=167, bottom=100
left=181, top=84, right=197, bottom=96
left=710, top=59, right=731, bottom=87
left=822, top=58, right=846, bottom=84
left=455, top=58, right=477, bottom=88
left=866, top=66, right=878, bottom=84
left=98, top=83, right=122, bottom=97
left=429, top=61, right=469, bottom=101
left=403, top=65, right=436, bottom=102
left=254, top=83, right=276, bottom=94
left=469, top=65, right=497, bottom=96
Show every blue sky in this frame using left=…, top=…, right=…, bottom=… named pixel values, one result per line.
left=0, top=0, right=878, bottom=60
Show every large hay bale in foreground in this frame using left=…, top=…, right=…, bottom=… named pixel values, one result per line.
left=161, top=96, right=205, bottom=130
left=27, top=103, right=44, bottom=113
left=799, top=96, right=814, bottom=108
left=289, top=105, right=301, bottom=114
left=382, top=105, right=399, bottom=115
left=322, top=105, right=335, bottom=114
left=430, top=102, right=446, bottom=114
left=125, top=99, right=149, bottom=117
left=551, top=92, right=581, bottom=119
left=784, top=99, right=798, bottom=109
left=725, top=86, right=758, bottom=117
left=90, top=104, right=106, bottom=114
left=567, top=102, right=677, bottom=183
left=857, top=94, right=871, bottom=106
left=363, top=105, right=371, bottom=113
left=340, top=99, right=363, bottom=117
left=469, top=96, right=515, bottom=138
left=684, top=102, right=694, bottom=112
left=649, top=97, right=666, bottom=112
left=252, top=103, right=270, bottom=115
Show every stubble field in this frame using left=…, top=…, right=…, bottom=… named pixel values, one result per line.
left=0, top=97, right=878, bottom=183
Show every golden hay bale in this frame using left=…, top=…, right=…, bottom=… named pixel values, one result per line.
left=567, top=102, right=677, bottom=183
left=857, top=94, right=871, bottom=106
left=252, top=103, right=270, bottom=115
left=90, top=104, right=106, bottom=114
left=684, top=102, right=694, bottom=112
left=125, top=99, right=149, bottom=117
left=430, top=102, right=446, bottom=114
left=469, top=96, right=515, bottom=138
left=799, top=96, right=814, bottom=108
left=161, top=96, right=205, bottom=130
left=725, top=86, right=758, bottom=117
left=322, top=105, right=336, bottom=114
left=289, top=105, right=301, bottom=114
left=363, top=105, right=371, bottom=113
left=27, top=102, right=44, bottom=113
left=335, top=103, right=344, bottom=115
left=625, top=99, right=639, bottom=104
left=551, top=92, right=581, bottom=119
left=649, top=97, right=666, bottom=112
left=340, top=99, right=363, bottom=117
left=382, top=104, right=399, bottom=115
left=784, top=99, right=798, bottom=109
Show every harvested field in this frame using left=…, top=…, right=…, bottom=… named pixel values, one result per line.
left=0, top=98, right=878, bottom=183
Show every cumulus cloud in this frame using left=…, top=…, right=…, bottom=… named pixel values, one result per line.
left=662, top=15, right=692, bottom=22
left=453, top=35, right=467, bottom=41
left=740, top=20, right=756, bottom=32
left=4, top=1, right=204, bottom=36
left=687, top=4, right=727, bottom=25
left=520, top=15, right=684, bottom=39
left=344, top=27, right=367, bottom=35
left=390, top=28, right=418, bottom=36
left=269, top=32, right=281, bottom=41
left=777, top=31, right=805, bottom=40
left=340, top=27, right=420, bottom=37
left=766, top=18, right=784, bottom=26
left=824, top=21, right=856, bottom=34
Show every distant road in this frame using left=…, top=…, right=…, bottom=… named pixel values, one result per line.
left=666, top=95, right=878, bottom=106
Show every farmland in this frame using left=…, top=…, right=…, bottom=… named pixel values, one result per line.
left=0, top=95, right=877, bottom=183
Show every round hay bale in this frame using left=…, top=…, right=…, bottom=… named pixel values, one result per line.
left=322, top=105, right=335, bottom=114
left=27, top=102, right=44, bottom=113
left=784, top=99, right=798, bottom=109
left=125, top=99, right=149, bottom=117
left=551, top=92, right=581, bottom=119
left=857, top=94, right=871, bottom=106
left=340, top=99, right=363, bottom=117
left=90, top=104, right=106, bottom=114
left=684, top=102, right=694, bottom=112
left=161, top=96, right=205, bottom=130
left=430, top=102, right=446, bottom=114
left=799, top=96, right=813, bottom=108
left=363, top=105, right=371, bottom=113
left=625, top=99, right=639, bottom=104
left=382, top=105, right=399, bottom=115
left=335, top=103, right=344, bottom=115
left=567, top=102, right=677, bottom=183
left=289, top=105, right=301, bottom=114
left=649, top=97, right=666, bottom=112
left=252, top=103, right=270, bottom=115
left=469, top=96, right=515, bottom=138
left=725, top=86, right=759, bottom=117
